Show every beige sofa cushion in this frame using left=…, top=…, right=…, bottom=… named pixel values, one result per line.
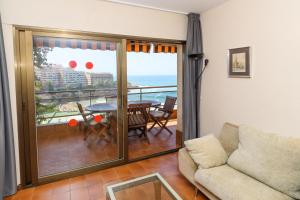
left=218, top=122, right=239, bottom=156
left=194, top=165, right=293, bottom=200
left=184, top=135, right=228, bottom=169
left=228, top=125, right=300, bottom=199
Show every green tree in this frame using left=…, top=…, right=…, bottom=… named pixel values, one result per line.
left=33, top=47, right=52, bottom=68
left=35, top=97, right=57, bottom=124
left=33, top=47, right=58, bottom=124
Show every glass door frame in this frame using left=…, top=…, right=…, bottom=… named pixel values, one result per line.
left=14, top=27, right=128, bottom=185
left=14, top=26, right=184, bottom=187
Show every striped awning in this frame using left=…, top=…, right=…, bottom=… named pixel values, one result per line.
left=154, top=44, right=177, bottom=53
left=127, top=41, right=151, bottom=53
left=33, top=36, right=116, bottom=51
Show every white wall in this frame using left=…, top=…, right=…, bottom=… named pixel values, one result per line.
left=0, top=0, right=187, bottom=40
left=201, top=0, right=300, bottom=136
left=0, top=0, right=187, bottom=184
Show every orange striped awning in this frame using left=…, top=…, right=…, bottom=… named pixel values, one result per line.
left=154, top=44, right=177, bottom=53
left=127, top=41, right=151, bottom=53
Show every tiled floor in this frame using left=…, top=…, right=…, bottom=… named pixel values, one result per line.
left=37, top=124, right=118, bottom=177
left=128, top=120, right=179, bottom=159
left=37, top=120, right=179, bottom=177
left=5, top=153, right=208, bottom=200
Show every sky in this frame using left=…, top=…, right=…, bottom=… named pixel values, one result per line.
left=46, top=47, right=177, bottom=77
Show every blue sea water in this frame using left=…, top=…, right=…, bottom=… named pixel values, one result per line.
left=127, top=75, right=177, bottom=103
left=128, top=75, right=176, bottom=87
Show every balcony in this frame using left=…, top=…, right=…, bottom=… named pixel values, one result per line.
left=35, top=86, right=179, bottom=177
left=36, top=85, right=177, bottom=125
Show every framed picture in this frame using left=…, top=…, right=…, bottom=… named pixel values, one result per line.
left=228, top=47, right=250, bottom=77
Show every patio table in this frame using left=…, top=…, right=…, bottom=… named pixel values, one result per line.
left=85, top=100, right=161, bottom=143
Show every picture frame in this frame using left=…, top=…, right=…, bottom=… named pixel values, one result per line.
left=228, top=47, right=250, bottom=78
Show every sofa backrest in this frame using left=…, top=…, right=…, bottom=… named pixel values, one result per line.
left=217, top=122, right=239, bottom=156
left=227, top=125, right=300, bottom=199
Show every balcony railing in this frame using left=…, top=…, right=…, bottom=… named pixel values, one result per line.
left=35, top=85, right=177, bottom=125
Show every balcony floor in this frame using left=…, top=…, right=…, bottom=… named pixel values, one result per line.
left=128, top=120, right=179, bottom=160
left=37, top=120, right=179, bottom=177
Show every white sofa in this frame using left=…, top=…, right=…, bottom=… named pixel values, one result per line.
left=178, top=123, right=300, bottom=200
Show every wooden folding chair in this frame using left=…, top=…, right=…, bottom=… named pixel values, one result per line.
left=77, top=102, right=109, bottom=142
left=128, top=103, right=151, bottom=143
left=149, top=96, right=177, bottom=135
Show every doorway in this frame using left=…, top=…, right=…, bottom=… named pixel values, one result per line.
left=15, top=29, right=127, bottom=184
left=14, top=27, right=183, bottom=186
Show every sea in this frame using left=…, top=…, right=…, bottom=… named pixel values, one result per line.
left=127, top=75, right=177, bottom=103
left=127, top=75, right=177, bottom=87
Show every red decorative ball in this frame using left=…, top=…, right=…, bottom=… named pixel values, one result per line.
left=68, top=119, right=78, bottom=127
left=85, top=62, right=93, bottom=70
left=69, top=60, right=77, bottom=69
left=94, top=115, right=103, bottom=123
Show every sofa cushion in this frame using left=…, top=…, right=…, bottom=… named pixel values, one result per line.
left=194, top=165, right=293, bottom=200
left=227, top=125, right=300, bottom=199
left=218, top=122, right=239, bottom=156
left=184, top=135, right=228, bottom=169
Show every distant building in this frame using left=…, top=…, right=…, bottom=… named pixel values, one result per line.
left=35, top=64, right=64, bottom=88
left=62, top=67, right=88, bottom=88
left=35, top=64, right=113, bottom=90
left=89, top=73, right=113, bottom=86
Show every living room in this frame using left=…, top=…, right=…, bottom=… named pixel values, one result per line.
left=0, top=0, right=299, bottom=200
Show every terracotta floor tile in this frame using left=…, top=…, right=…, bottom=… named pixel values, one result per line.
left=84, top=173, right=103, bottom=187
left=70, top=176, right=86, bottom=190
left=52, top=191, right=70, bottom=200
left=50, top=179, right=70, bottom=194
left=33, top=183, right=53, bottom=196
left=70, top=188, right=90, bottom=200
left=98, top=169, right=118, bottom=183
left=127, top=162, right=147, bottom=177
left=94, top=197, right=106, bottom=200
left=13, top=188, right=34, bottom=200
left=114, top=165, right=132, bottom=179
left=87, top=184, right=105, bottom=200
left=32, top=184, right=53, bottom=200
left=32, top=193, right=52, bottom=200
left=6, top=153, right=208, bottom=200
left=137, top=159, right=161, bottom=172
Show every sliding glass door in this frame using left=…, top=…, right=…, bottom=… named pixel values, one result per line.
left=126, top=41, right=181, bottom=160
left=15, top=27, right=183, bottom=186
left=16, top=30, right=126, bottom=183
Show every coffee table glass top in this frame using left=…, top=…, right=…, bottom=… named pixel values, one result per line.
left=106, top=173, right=182, bottom=200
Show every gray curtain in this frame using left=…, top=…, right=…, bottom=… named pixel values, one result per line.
left=0, top=16, right=17, bottom=200
left=183, top=13, right=203, bottom=140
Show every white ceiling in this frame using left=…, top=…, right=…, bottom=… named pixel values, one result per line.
left=104, top=0, right=227, bottom=14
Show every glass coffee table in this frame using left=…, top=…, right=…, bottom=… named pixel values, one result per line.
left=106, top=173, right=182, bottom=200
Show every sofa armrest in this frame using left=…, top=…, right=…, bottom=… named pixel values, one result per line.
left=178, top=148, right=222, bottom=200
left=178, top=148, right=198, bottom=184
